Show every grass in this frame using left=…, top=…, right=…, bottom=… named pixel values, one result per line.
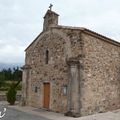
left=0, top=80, right=22, bottom=91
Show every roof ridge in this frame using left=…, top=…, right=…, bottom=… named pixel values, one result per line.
left=51, top=25, right=120, bottom=46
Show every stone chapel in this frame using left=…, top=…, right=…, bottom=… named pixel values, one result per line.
left=22, top=7, right=120, bottom=117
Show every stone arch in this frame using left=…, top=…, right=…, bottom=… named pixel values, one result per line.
left=30, top=29, right=72, bottom=59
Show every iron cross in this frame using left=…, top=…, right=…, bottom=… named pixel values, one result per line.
left=49, top=4, right=53, bottom=11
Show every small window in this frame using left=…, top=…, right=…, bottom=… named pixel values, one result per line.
left=45, top=50, right=49, bottom=64
left=62, top=85, right=67, bottom=96
left=35, top=86, right=38, bottom=93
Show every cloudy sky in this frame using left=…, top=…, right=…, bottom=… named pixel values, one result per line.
left=0, top=0, right=120, bottom=64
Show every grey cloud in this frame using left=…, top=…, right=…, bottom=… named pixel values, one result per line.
left=0, top=0, right=120, bottom=64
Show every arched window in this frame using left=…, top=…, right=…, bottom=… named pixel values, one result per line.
left=35, top=86, right=38, bottom=93
left=45, top=50, right=49, bottom=64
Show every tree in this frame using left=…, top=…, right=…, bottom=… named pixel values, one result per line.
left=0, top=71, right=5, bottom=88
left=0, top=67, right=22, bottom=81
left=2, top=68, right=12, bottom=81
left=13, top=67, right=22, bottom=81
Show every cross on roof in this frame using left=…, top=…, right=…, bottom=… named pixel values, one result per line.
left=49, top=4, right=53, bottom=11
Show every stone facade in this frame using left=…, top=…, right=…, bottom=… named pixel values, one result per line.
left=80, top=33, right=120, bottom=116
left=22, top=9, right=120, bottom=117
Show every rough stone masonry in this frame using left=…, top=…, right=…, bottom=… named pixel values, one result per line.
left=21, top=7, right=120, bottom=117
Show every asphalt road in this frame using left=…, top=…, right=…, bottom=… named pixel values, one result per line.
left=0, top=105, right=50, bottom=120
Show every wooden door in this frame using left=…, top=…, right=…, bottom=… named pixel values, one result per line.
left=43, top=83, right=50, bottom=109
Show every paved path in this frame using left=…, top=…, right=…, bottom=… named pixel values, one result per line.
left=0, top=104, right=50, bottom=120
left=0, top=101, right=120, bottom=120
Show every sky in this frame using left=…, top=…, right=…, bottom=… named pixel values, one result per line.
left=0, top=0, right=120, bottom=64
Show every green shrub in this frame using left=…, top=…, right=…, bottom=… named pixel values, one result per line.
left=6, top=80, right=21, bottom=105
left=6, top=82, right=17, bottom=105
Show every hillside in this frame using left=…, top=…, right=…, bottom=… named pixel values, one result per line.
left=0, top=63, right=23, bottom=70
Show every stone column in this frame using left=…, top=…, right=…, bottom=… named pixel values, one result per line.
left=65, top=58, right=81, bottom=117
left=21, top=65, right=31, bottom=106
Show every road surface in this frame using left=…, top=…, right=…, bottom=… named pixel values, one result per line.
left=0, top=105, right=50, bottom=120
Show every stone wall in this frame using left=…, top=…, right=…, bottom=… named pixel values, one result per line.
left=25, top=27, right=120, bottom=116
left=25, top=29, right=71, bottom=113
left=80, top=32, right=120, bottom=116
